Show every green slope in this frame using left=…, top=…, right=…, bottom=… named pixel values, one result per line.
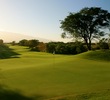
left=0, top=46, right=110, bottom=100
left=80, top=50, right=110, bottom=61
left=0, top=44, right=19, bottom=59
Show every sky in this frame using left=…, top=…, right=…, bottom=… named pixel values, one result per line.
left=0, top=0, right=110, bottom=42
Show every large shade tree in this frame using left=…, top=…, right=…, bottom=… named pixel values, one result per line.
left=60, top=7, right=110, bottom=50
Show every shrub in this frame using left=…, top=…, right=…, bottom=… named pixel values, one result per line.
left=99, top=42, right=109, bottom=49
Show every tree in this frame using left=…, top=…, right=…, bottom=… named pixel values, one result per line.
left=46, top=42, right=87, bottom=54
left=37, top=42, right=46, bottom=52
left=28, top=39, right=39, bottom=50
left=11, top=41, right=16, bottom=46
left=60, top=7, right=110, bottom=50
left=0, top=39, right=3, bottom=45
left=46, top=42, right=56, bottom=53
left=99, top=38, right=109, bottom=49
left=19, top=39, right=28, bottom=46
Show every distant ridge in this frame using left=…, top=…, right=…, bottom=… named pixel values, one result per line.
left=0, top=31, right=51, bottom=43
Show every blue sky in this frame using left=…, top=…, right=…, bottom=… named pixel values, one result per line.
left=0, top=0, right=110, bottom=42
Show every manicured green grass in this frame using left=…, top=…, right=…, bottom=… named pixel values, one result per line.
left=0, top=46, right=110, bottom=100
left=80, top=50, right=110, bottom=61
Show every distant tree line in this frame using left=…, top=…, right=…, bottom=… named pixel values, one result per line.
left=1, top=37, right=110, bottom=55
left=18, top=39, right=88, bottom=54
left=18, top=39, right=46, bottom=52
left=10, top=38, right=110, bottom=54
left=46, top=41, right=87, bottom=54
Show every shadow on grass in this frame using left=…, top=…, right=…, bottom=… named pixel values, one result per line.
left=0, top=45, right=20, bottom=59
left=0, top=85, right=44, bottom=100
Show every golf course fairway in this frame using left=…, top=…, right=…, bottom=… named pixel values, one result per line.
left=0, top=45, right=110, bottom=100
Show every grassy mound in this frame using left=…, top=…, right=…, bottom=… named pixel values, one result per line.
left=0, top=44, right=19, bottom=59
left=80, top=50, right=110, bottom=61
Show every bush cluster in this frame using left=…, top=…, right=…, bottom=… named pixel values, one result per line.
left=46, top=42, right=87, bottom=54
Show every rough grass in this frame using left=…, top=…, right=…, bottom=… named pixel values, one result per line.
left=0, top=46, right=110, bottom=100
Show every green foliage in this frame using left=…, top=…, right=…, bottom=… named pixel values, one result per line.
left=91, top=43, right=100, bottom=50
left=19, top=39, right=39, bottom=51
left=99, top=42, right=109, bottom=49
left=19, top=39, right=28, bottom=46
left=46, top=42, right=87, bottom=54
left=99, top=38, right=109, bottom=49
left=60, top=7, right=110, bottom=50
left=46, top=42, right=56, bottom=53
left=28, top=39, right=39, bottom=49
left=37, top=42, right=46, bottom=52
left=11, top=41, right=17, bottom=46
left=0, top=39, right=3, bottom=45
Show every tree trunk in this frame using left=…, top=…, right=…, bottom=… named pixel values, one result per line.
left=84, top=38, right=91, bottom=50
left=88, top=43, right=91, bottom=50
left=88, top=38, right=92, bottom=50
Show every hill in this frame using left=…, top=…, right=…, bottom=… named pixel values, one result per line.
left=0, top=31, right=51, bottom=43
left=80, top=50, right=110, bottom=61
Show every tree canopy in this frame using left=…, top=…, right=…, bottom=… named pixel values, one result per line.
left=60, top=7, right=110, bottom=50
left=46, top=42, right=87, bottom=54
